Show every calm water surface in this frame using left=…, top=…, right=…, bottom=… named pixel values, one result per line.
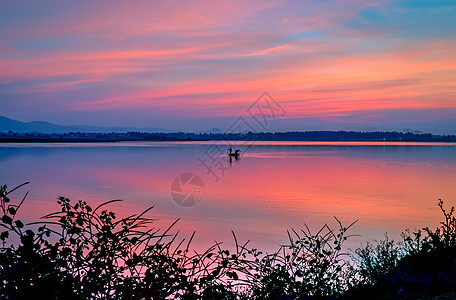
left=1, top=141, right=456, bottom=252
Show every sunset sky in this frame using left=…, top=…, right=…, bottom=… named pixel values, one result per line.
left=1, top=0, right=455, bottom=133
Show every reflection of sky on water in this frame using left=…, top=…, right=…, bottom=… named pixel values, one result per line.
left=1, top=141, right=456, bottom=253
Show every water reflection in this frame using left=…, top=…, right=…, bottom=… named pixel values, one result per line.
left=0, top=141, right=455, bottom=252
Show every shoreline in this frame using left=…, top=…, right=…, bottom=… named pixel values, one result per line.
left=1, top=138, right=456, bottom=143
left=1, top=130, right=455, bottom=143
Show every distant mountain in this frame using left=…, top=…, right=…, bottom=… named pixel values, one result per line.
left=0, top=116, right=174, bottom=133
left=204, top=128, right=223, bottom=134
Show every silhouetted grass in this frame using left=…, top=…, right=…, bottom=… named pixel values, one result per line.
left=1, top=182, right=456, bottom=299
left=346, top=199, right=456, bottom=299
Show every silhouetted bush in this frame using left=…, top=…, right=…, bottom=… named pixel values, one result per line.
left=0, top=183, right=242, bottom=299
left=349, top=199, right=456, bottom=299
left=2, top=183, right=456, bottom=299
left=232, top=219, right=358, bottom=299
left=350, top=234, right=403, bottom=285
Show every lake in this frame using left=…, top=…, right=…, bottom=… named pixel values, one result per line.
left=1, top=141, right=456, bottom=253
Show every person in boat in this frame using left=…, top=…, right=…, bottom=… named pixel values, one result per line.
left=228, top=147, right=233, bottom=155
left=234, top=149, right=240, bottom=156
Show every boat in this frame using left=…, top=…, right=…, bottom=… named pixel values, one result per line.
left=227, top=147, right=240, bottom=157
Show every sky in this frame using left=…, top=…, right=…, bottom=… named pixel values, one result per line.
left=0, top=0, right=455, bottom=134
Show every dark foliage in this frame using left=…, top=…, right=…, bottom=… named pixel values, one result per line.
left=2, top=183, right=456, bottom=299
left=232, top=218, right=358, bottom=299
left=348, top=199, right=456, bottom=299
left=0, top=183, right=241, bottom=299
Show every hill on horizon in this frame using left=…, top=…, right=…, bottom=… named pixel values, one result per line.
left=0, top=116, right=175, bottom=134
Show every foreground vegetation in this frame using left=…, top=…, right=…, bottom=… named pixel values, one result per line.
left=1, top=183, right=456, bottom=299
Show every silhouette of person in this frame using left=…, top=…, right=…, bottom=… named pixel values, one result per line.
left=228, top=147, right=232, bottom=155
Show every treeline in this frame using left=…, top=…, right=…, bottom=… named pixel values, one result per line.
left=1, top=183, right=456, bottom=299
left=1, top=130, right=455, bottom=142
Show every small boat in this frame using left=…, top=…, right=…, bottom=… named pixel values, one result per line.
left=227, top=147, right=240, bottom=157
